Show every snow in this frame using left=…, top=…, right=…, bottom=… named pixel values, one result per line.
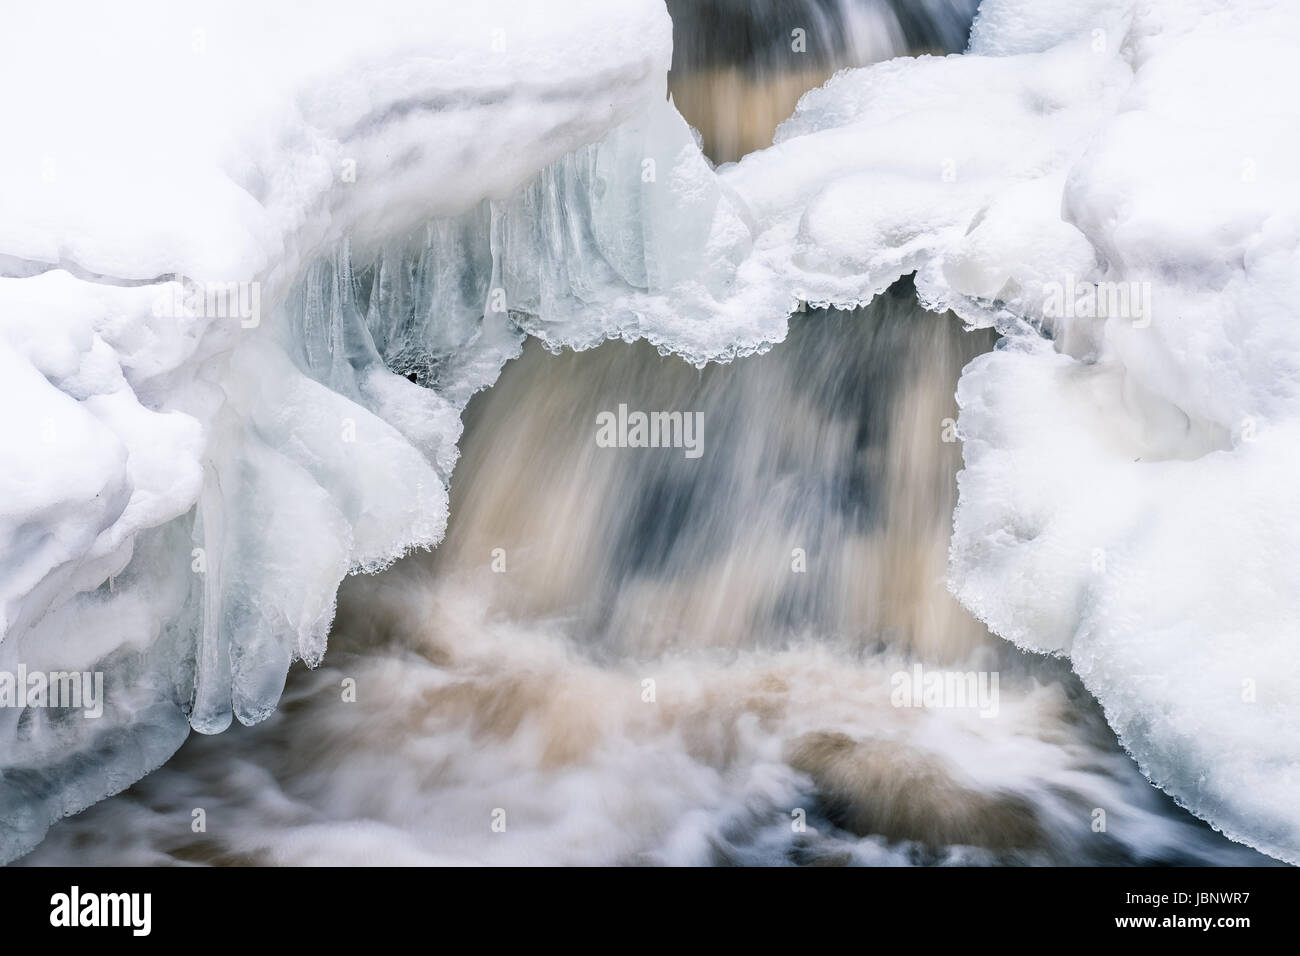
left=4, top=0, right=1300, bottom=867
left=705, top=0, right=1300, bottom=863
left=479, top=0, right=1300, bottom=863
left=0, top=0, right=671, bottom=861
left=945, top=0, right=1300, bottom=864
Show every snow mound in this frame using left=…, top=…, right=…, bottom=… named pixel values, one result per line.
left=703, top=0, right=1300, bottom=862
left=4, top=0, right=1299, bottom=867
left=0, top=0, right=671, bottom=861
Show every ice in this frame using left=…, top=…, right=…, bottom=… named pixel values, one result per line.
left=943, top=0, right=1300, bottom=863
left=0, top=0, right=671, bottom=861
left=461, top=0, right=1300, bottom=862
left=705, top=0, right=1300, bottom=862
left=5, top=0, right=1300, bottom=866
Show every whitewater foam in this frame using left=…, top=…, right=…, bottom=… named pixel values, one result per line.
left=4, top=0, right=1299, bottom=866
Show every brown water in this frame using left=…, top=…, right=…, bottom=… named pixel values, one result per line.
left=665, top=0, right=977, bottom=162
left=19, top=288, right=1267, bottom=865
left=15, top=0, right=1273, bottom=867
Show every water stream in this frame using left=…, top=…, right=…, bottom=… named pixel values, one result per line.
left=17, top=0, right=1271, bottom=867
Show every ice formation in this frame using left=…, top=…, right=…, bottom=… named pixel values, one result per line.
left=733, top=0, right=1300, bottom=863
left=0, top=0, right=673, bottom=860
left=3, top=0, right=1298, bottom=866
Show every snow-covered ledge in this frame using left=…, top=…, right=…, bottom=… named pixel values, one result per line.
left=3, top=0, right=1299, bottom=868
left=0, top=0, right=672, bottom=861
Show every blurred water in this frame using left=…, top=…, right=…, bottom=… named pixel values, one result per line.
left=666, top=0, right=980, bottom=161
left=21, top=283, right=1269, bottom=865
left=16, top=2, right=1274, bottom=867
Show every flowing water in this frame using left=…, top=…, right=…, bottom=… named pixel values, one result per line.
left=17, top=1, right=1273, bottom=866
left=20, top=285, right=1266, bottom=866
left=666, top=0, right=980, bottom=161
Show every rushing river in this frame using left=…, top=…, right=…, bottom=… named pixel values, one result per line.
left=18, top=0, right=1272, bottom=866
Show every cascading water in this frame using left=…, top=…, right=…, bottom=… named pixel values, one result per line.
left=666, top=0, right=980, bottom=161
left=11, top=0, right=1280, bottom=867
left=18, top=282, right=1267, bottom=865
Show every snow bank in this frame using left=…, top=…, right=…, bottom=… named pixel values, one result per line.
left=693, top=0, right=1300, bottom=862
left=4, top=0, right=1298, bottom=867
left=945, top=0, right=1300, bottom=864
left=0, top=0, right=671, bottom=860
